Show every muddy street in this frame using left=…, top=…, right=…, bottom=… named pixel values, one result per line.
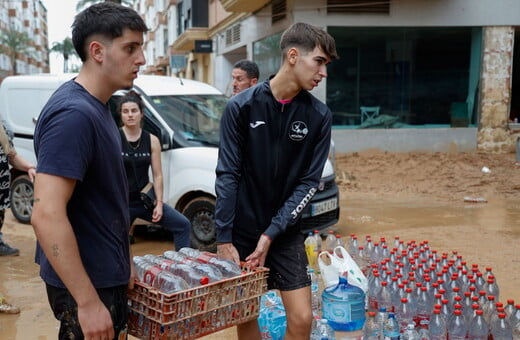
left=0, top=186, right=518, bottom=339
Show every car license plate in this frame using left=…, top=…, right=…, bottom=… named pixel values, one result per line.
left=311, top=197, right=338, bottom=216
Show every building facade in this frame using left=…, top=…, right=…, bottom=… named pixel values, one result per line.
left=139, top=0, right=520, bottom=153
left=0, top=0, right=49, bottom=81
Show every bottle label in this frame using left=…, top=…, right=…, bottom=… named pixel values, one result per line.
left=143, top=266, right=162, bottom=285
left=368, top=296, right=378, bottom=310
left=159, top=259, right=175, bottom=271
left=311, top=282, right=319, bottom=294
left=415, top=314, right=430, bottom=329
left=305, top=244, right=317, bottom=267
left=322, top=300, right=365, bottom=324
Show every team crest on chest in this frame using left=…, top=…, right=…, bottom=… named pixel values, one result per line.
left=289, top=121, right=308, bottom=141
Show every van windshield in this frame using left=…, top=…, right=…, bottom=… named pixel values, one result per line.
left=148, top=94, right=228, bottom=145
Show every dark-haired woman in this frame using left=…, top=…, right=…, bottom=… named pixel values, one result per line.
left=118, top=92, right=191, bottom=249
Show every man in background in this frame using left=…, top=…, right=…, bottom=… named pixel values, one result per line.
left=231, top=59, right=259, bottom=96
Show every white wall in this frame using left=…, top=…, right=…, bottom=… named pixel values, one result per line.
left=332, top=127, right=478, bottom=153
left=294, top=0, right=520, bottom=27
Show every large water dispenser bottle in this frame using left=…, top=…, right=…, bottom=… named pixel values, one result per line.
left=321, top=271, right=366, bottom=331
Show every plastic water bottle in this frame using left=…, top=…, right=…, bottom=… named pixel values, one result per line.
left=447, top=310, right=467, bottom=340
left=489, top=306, right=506, bottom=333
left=362, top=311, right=381, bottom=340
left=429, top=309, right=447, bottom=340
left=313, top=230, right=323, bottom=254
left=417, top=321, right=431, bottom=339
left=512, top=320, right=520, bottom=339
left=316, top=318, right=335, bottom=340
left=402, top=323, right=421, bottom=340
left=354, top=246, right=369, bottom=276
left=177, top=247, right=241, bottom=277
left=483, top=277, right=500, bottom=302
left=347, top=234, right=359, bottom=257
left=178, top=247, right=213, bottom=261
left=309, top=268, right=322, bottom=317
left=415, top=286, right=432, bottom=329
left=177, top=248, right=241, bottom=275
left=164, top=250, right=224, bottom=281
left=368, top=271, right=382, bottom=312
left=163, top=262, right=210, bottom=287
left=311, top=316, right=321, bottom=340
left=370, top=242, right=382, bottom=266
left=490, top=312, right=513, bottom=339
left=462, top=292, right=474, bottom=324
left=152, top=270, right=189, bottom=293
left=396, top=297, right=414, bottom=333
left=510, top=304, right=520, bottom=325
left=383, top=312, right=400, bottom=340
left=334, top=234, right=345, bottom=250
left=405, top=287, right=418, bottom=321
left=378, top=281, right=394, bottom=313
left=376, top=307, right=388, bottom=336
left=510, top=304, right=520, bottom=339
left=305, top=232, right=318, bottom=270
left=482, top=295, right=496, bottom=325
left=321, top=272, right=366, bottom=331
left=324, top=230, right=336, bottom=253
left=484, top=267, right=496, bottom=281
left=467, top=309, right=489, bottom=340
left=364, top=238, right=374, bottom=266
left=204, top=255, right=242, bottom=278
left=133, top=256, right=162, bottom=285
left=258, top=291, right=286, bottom=340
left=504, top=299, right=515, bottom=319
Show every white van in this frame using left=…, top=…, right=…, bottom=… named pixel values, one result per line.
left=0, top=73, right=340, bottom=250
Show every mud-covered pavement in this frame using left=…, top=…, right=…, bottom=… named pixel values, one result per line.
left=0, top=151, right=518, bottom=339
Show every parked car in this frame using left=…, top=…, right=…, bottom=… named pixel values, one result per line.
left=0, top=73, right=340, bottom=250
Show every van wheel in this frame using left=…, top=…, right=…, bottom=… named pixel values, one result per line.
left=183, top=197, right=216, bottom=252
left=10, top=175, right=33, bottom=224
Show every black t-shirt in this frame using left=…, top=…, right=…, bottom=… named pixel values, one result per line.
left=120, top=129, right=151, bottom=200
left=34, top=80, right=130, bottom=289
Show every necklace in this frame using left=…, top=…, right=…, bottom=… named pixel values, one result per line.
left=128, top=138, right=141, bottom=150
left=123, top=128, right=142, bottom=150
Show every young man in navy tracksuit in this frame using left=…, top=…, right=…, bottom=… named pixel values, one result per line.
left=215, top=22, right=338, bottom=340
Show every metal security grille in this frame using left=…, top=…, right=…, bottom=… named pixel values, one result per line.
left=272, top=0, right=286, bottom=24
left=327, top=0, right=390, bottom=14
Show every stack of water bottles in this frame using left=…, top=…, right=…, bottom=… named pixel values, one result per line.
left=304, top=230, right=367, bottom=340
left=347, top=233, right=520, bottom=339
left=133, top=247, right=243, bottom=293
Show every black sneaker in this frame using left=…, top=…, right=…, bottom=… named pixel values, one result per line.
left=0, top=242, right=20, bottom=256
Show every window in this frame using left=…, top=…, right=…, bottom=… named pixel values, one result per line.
left=253, top=32, right=282, bottom=81
left=327, top=27, right=479, bottom=127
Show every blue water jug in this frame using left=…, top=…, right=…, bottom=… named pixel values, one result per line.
left=322, top=272, right=366, bottom=331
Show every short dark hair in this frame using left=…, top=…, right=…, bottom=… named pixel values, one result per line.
left=279, top=23, right=338, bottom=61
left=72, top=2, right=148, bottom=61
left=117, top=90, right=144, bottom=115
left=233, top=59, right=259, bottom=80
